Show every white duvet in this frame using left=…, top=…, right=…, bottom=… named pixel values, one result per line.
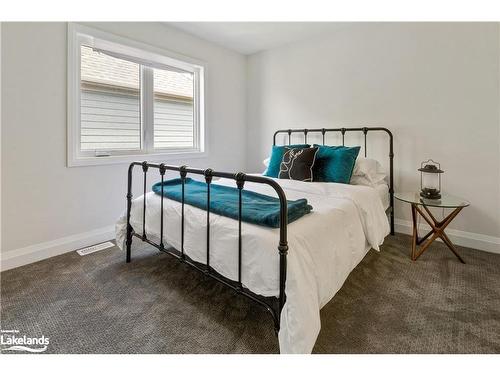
left=115, top=176, right=390, bottom=354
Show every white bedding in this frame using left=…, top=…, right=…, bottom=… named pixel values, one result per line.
left=375, top=183, right=390, bottom=210
left=115, top=176, right=390, bottom=353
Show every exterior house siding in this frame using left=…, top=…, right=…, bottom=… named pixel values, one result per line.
left=81, top=86, right=194, bottom=151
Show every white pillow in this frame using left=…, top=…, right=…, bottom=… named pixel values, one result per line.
left=350, top=158, right=388, bottom=187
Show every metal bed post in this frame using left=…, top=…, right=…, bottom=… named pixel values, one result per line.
left=277, top=200, right=289, bottom=333
left=180, top=165, right=187, bottom=259
left=159, top=163, right=166, bottom=250
left=141, top=161, right=148, bottom=241
left=235, top=172, right=245, bottom=289
left=387, top=131, right=395, bottom=235
left=125, top=163, right=134, bottom=263
left=204, top=169, right=213, bottom=273
left=362, top=127, right=368, bottom=157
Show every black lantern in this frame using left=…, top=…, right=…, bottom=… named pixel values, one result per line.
left=418, top=159, right=443, bottom=200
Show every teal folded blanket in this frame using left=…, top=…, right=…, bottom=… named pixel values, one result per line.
left=152, top=178, right=312, bottom=228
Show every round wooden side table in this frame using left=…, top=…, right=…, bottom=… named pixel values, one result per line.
left=395, top=192, right=470, bottom=263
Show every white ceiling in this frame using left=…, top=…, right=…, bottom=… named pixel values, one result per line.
left=167, top=22, right=351, bottom=55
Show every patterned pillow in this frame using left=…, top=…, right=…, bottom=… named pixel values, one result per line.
left=263, top=144, right=310, bottom=177
left=278, top=147, right=319, bottom=182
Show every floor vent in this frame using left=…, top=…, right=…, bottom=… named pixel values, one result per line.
left=77, top=241, right=114, bottom=256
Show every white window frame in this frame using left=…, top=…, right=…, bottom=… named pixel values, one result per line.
left=67, top=23, right=206, bottom=167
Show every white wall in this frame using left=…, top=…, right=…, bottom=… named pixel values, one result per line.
left=1, top=22, right=246, bottom=267
left=0, top=22, right=2, bottom=260
left=247, top=23, right=500, bottom=250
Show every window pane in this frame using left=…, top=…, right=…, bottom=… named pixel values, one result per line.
left=80, top=45, right=141, bottom=151
left=153, top=67, right=194, bottom=149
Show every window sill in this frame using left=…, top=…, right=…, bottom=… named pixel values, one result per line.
left=68, top=150, right=208, bottom=168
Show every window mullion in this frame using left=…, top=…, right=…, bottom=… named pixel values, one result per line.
left=141, top=66, right=154, bottom=152
left=193, top=70, right=199, bottom=151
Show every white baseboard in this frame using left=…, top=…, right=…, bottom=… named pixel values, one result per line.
left=0, top=225, right=116, bottom=272
left=394, top=219, right=500, bottom=254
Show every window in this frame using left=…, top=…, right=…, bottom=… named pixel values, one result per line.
left=153, top=67, right=195, bottom=149
left=80, top=46, right=142, bottom=152
left=68, top=24, right=205, bottom=166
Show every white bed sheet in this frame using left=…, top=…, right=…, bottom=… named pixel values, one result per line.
left=116, top=177, right=390, bottom=353
left=375, top=183, right=390, bottom=210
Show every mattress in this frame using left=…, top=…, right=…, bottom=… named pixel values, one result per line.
left=116, top=177, right=390, bottom=353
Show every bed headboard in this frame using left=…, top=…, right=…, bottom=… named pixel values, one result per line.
left=273, top=127, right=394, bottom=235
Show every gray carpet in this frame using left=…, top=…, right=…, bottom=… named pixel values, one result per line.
left=1, top=233, right=500, bottom=354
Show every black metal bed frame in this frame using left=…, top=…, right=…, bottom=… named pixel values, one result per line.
left=125, top=127, right=394, bottom=337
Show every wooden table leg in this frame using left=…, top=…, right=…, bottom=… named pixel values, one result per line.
left=440, top=231, right=466, bottom=264
left=421, top=205, right=465, bottom=263
left=413, top=224, right=441, bottom=261
left=410, top=204, right=465, bottom=263
left=416, top=228, right=434, bottom=245
left=411, top=203, right=418, bottom=261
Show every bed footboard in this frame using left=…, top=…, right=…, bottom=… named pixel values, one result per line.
left=125, top=162, right=289, bottom=333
